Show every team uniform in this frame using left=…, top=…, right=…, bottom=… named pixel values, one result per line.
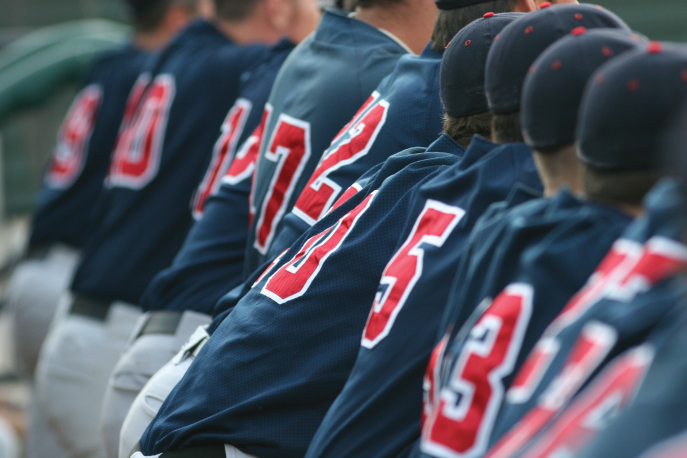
left=305, top=134, right=541, bottom=458
left=138, top=135, right=464, bottom=458
left=110, top=39, right=296, bottom=458
left=482, top=179, right=687, bottom=458
left=5, top=44, right=149, bottom=378
left=33, top=20, right=266, bottom=458
left=417, top=186, right=633, bottom=458
left=241, top=8, right=410, bottom=277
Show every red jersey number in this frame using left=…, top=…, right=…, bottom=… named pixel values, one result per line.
left=191, top=98, right=252, bottom=219
left=108, top=74, right=175, bottom=189
left=253, top=113, right=311, bottom=255
left=46, top=85, right=103, bottom=188
left=422, top=284, right=534, bottom=458
left=362, top=200, right=465, bottom=349
left=261, top=191, right=375, bottom=304
left=293, top=98, right=389, bottom=225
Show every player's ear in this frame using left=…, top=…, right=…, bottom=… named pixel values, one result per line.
left=514, top=0, right=537, bottom=13
left=265, top=0, right=294, bottom=35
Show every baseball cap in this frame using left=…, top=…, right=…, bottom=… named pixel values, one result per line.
left=577, top=43, right=687, bottom=171
left=436, top=0, right=506, bottom=10
left=485, top=4, right=630, bottom=115
left=441, top=13, right=524, bottom=118
left=522, top=29, right=645, bottom=152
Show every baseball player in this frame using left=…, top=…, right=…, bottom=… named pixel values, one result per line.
left=4, top=0, right=196, bottom=380
left=31, top=2, right=273, bottom=456
left=115, top=0, right=435, bottom=452
left=101, top=2, right=322, bottom=456
left=493, top=88, right=687, bottom=458
left=421, top=40, right=687, bottom=458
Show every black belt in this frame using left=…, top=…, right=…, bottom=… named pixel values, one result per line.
left=132, top=443, right=226, bottom=458
left=137, top=311, right=183, bottom=338
left=70, top=294, right=113, bottom=321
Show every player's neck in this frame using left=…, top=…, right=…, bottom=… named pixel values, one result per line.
left=133, top=28, right=178, bottom=52
left=285, top=6, right=322, bottom=44
left=533, top=145, right=582, bottom=197
left=352, top=2, right=437, bottom=55
left=214, top=15, right=281, bottom=45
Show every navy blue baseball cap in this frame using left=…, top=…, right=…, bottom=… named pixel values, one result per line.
left=435, top=0, right=504, bottom=10
left=442, top=12, right=524, bottom=118
left=486, top=4, right=630, bottom=115
left=577, top=42, right=687, bottom=171
left=522, top=29, right=645, bottom=152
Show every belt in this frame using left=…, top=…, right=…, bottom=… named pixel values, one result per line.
left=137, top=311, right=183, bottom=338
left=132, top=443, right=226, bottom=458
left=70, top=294, right=112, bottom=321
left=190, top=335, right=209, bottom=358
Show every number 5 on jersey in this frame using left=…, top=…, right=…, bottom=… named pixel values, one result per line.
left=362, top=200, right=465, bottom=348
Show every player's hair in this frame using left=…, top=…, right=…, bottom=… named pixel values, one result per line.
left=492, top=112, right=524, bottom=144
left=431, top=0, right=519, bottom=51
left=132, top=0, right=200, bottom=32
left=582, top=165, right=662, bottom=207
left=215, top=0, right=266, bottom=21
left=444, top=111, right=493, bottom=147
left=356, top=0, right=409, bottom=7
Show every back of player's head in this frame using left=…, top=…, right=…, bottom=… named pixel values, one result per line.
left=577, top=43, right=687, bottom=207
left=486, top=4, right=629, bottom=115
left=440, top=12, right=522, bottom=145
left=214, top=0, right=266, bottom=22
left=126, top=0, right=201, bottom=31
left=522, top=29, right=645, bottom=153
left=431, top=0, right=520, bottom=51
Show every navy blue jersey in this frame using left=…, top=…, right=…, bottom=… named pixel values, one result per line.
left=305, top=137, right=542, bottom=458
left=69, top=20, right=267, bottom=304
left=577, top=302, right=687, bottom=458
left=418, top=187, right=634, bottom=458
left=267, top=42, right=445, bottom=261
left=139, top=39, right=295, bottom=314
left=140, top=135, right=464, bottom=458
left=479, top=179, right=687, bottom=458
left=29, top=43, right=149, bottom=250
left=243, top=9, right=409, bottom=276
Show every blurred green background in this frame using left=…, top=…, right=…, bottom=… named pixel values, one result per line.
left=0, top=0, right=682, bottom=217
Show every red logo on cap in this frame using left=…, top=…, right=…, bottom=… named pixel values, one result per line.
left=571, top=27, right=587, bottom=36
left=602, top=46, right=613, bottom=57
left=575, top=13, right=584, bottom=20
left=525, top=26, right=534, bottom=34
left=551, top=60, right=562, bottom=71
left=627, top=79, right=640, bottom=92
left=465, top=40, right=472, bottom=46
left=484, top=12, right=495, bottom=18
left=647, top=41, right=663, bottom=54
left=539, top=2, right=552, bottom=9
